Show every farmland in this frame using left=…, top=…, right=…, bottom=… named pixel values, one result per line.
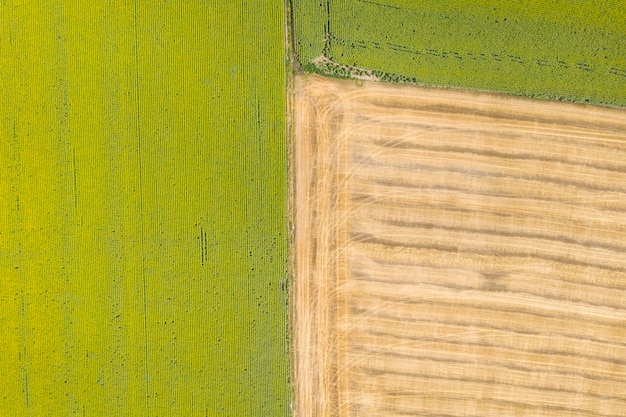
left=291, top=0, right=626, bottom=106
left=0, top=1, right=289, bottom=416
left=294, top=74, right=626, bottom=416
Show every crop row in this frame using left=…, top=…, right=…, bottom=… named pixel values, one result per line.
left=329, top=35, right=626, bottom=79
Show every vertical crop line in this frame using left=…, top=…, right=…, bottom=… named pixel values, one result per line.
left=323, top=0, right=331, bottom=57
left=132, top=0, right=150, bottom=413
left=11, top=119, right=30, bottom=412
left=72, top=147, right=78, bottom=217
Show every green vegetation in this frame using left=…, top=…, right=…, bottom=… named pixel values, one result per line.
left=1, top=1, right=289, bottom=416
left=291, top=0, right=626, bottom=106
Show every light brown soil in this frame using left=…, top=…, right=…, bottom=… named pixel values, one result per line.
left=294, top=74, right=626, bottom=417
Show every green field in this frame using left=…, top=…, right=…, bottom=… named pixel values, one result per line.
left=292, top=0, right=626, bottom=106
left=0, top=1, right=289, bottom=416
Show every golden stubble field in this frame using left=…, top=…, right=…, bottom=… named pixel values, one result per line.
left=293, top=74, right=626, bottom=417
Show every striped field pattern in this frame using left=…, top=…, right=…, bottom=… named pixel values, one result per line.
left=294, top=75, right=626, bottom=417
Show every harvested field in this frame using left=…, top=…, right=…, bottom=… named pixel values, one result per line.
left=294, top=74, right=626, bottom=417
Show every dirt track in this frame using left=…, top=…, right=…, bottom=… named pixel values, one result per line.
left=294, top=74, right=626, bottom=417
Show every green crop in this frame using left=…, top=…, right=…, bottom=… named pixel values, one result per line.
left=292, top=0, right=626, bottom=107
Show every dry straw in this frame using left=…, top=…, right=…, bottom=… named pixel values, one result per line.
left=294, top=74, right=626, bottom=417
